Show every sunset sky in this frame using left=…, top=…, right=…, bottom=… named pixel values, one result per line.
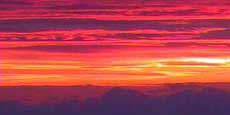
left=0, top=0, right=230, bottom=86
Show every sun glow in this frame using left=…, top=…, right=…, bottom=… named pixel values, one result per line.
left=182, top=58, right=230, bottom=64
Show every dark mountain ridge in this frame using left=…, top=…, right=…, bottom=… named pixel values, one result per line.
left=0, top=83, right=229, bottom=115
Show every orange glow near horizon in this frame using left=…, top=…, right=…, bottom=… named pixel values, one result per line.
left=1, top=41, right=230, bottom=86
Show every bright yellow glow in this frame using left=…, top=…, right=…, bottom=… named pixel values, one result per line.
left=182, top=58, right=230, bottom=64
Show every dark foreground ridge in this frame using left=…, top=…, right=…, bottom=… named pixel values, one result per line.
left=0, top=83, right=229, bottom=115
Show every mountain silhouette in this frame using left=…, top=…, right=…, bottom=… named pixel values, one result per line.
left=0, top=84, right=229, bottom=115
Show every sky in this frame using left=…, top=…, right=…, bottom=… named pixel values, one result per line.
left=0, top=0, right=230, bottom=86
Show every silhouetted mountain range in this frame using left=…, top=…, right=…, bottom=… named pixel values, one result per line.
left=0, top=83, right=229, bottom=115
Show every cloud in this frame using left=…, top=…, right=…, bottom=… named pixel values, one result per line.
left=0, top=19, right=191, bottom=32
left=198, top=29, right=230, bottom=39
left=0, top=27, right=225, bottom=41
